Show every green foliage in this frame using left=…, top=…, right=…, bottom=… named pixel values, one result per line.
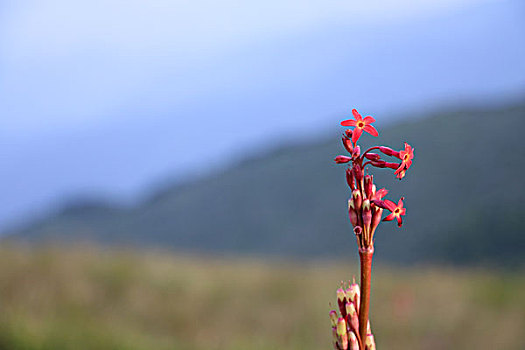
left=7, top=102, right=525, bottom=266
left=0, top=245, right=524, bottom=349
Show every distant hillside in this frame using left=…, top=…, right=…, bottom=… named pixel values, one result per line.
left=6, top=102, right=525, bottom=266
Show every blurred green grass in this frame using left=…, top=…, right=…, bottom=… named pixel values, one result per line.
left=0, top=244, right=523, bottom=350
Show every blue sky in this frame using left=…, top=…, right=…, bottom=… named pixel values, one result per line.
left=1, top=0, right=524, bottom=230
left=0, top=0, right=512, bottom=133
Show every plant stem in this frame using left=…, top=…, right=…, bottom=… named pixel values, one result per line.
left=359, top=247, right=374, bottom=345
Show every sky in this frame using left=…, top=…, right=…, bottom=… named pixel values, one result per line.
left=1, top=0, right=524, bottom=230
left=0, top=0, right=509, bottom=134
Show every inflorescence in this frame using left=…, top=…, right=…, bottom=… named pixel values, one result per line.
left=333, top=109, right=414, bottom=251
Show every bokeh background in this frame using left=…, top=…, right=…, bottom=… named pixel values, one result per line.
left=1, top=0, right=524, bottom=349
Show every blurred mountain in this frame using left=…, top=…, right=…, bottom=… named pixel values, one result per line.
left=6, top=101, right=525, bottom=266
left=2, top=0, right=524, bottom=231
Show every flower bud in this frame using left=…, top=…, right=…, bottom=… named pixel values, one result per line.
left=345, top=129, right=353, bottom=139
left=346, top=168, right=355, bottom=190
left=337, top=318, right=349, bottom=350
left=365, top=333, right=376, bottom=350
left=342, top=137, right=353, bottom=153
left=364, top=153, right=381, bottom=161
left=349, top=332, right=359, bottom=350
left=352, top=145, right=361, bottom=158
left=352, top=190, right=362, bottom=211
left=329, top=310, right=338, bottom=328
left=379, top=146, right=400, bottom=158
left=371, top=207, right=383, bottom=232
left=337, top=288, right=346, bottom=303
left=337, top=288, right=347, bottom=317
left=345, top=302, right=356, bottom=318
left=335, top=155, right=352, bottom=164
left=345, top=302, right=359, bottom=334
left=364, top=175, right=373, bottom=198
left=348, top=282, right=360, bottom=313
left=348, top=202, right=358, bottom=227
left=339, top=334, right=349, bottom=350
left=362, top=199, right=372, bottom=230
left=336, top=317, right=347, bottom=337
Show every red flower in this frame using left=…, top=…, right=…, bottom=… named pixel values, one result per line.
left=394, top=143, right=414, bottom=179
left=340, top=109, right=379, bottom=143
left=334, top=155, right=352, bottom=164
left=381, top=198, right=406, bottom=227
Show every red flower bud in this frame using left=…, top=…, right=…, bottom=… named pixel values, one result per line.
left=371, top=207, right=383, bottom=232
left=345, top=129, right=353, bottom=139
left=346, top=168, right=355, bottom=190
left=347, top=282, right=360, bottom=314
left=345, top=302, right=359, bottom=335
left=337, top=288, right=347, bottom=317
left=348, top=201, right=358, bottom=227
left=379, top=146, right=400, bottom=158
left=352, top=145, right=361, bottom=158
left=365, top=333, right=376, bottom=350
left=349, top=332, right=359, bottom=350
left=336, top=317, right=347, bottom=337
left=334, top=155, right=352, bottom=164
left=342, top=137, right=353, bottom=153
left=364, top=175, right=373, bottom=198
left=352, top=189, right=362, bottom=211
left=364, top=153, right=381, bottom=161
left=362, top=199, right=372, bottom=231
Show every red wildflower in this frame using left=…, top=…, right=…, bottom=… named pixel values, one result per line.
left=394, top=143, right=414, bottom=179
left=334, top=155, right=352, bottom=164
left=381, top=198, right=406, bottom=227
left=340, top=109, right=379, bottom=143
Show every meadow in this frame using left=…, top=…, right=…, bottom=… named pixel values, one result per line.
left=0, top=244, right=523, bottom=350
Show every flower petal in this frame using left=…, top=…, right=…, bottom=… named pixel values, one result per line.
left=396, top=170, right=406, bottom=179
left=375, top=188, right=388, bottom=199
left=363, top=125, right=379, bottom=137
left=396, top=215, right=403, bottom=227
left=383, top=213, right=395, bottom=221
left=352, top=127, right=363, bottom=143
left=341, top=119, right=357, bottom=127
left=363, top=116, right=376, bottom=124
left=352, top=109, right=362, bottom=120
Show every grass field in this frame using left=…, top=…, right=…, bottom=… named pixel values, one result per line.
left=0, top=244, right=523, bottom=349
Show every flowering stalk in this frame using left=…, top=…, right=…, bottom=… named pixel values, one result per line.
left=329, top=109, right=415, bottom=349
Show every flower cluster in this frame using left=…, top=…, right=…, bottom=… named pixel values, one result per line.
left=330, top=280, right=376, bottom=350
left=334, top=109, right=414, bottom=250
